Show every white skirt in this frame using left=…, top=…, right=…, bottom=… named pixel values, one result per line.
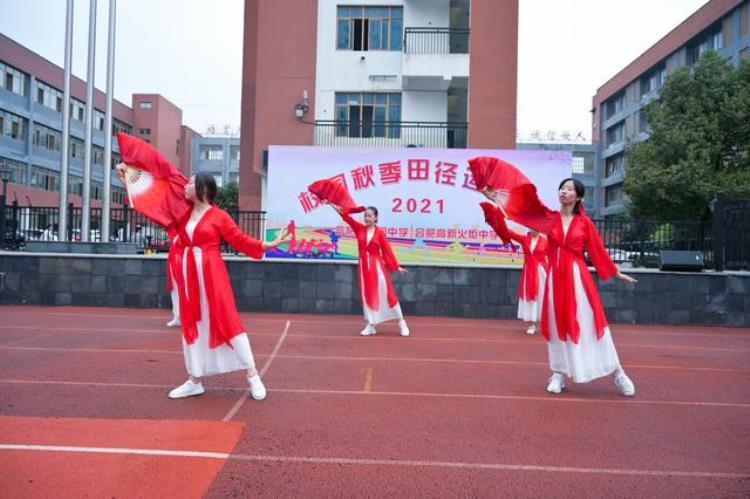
left=545, top=263, right=621, bottom=383
left=180, top=247, right=256, bottom=378
left=362, top=261, right=404, bottom=325
left=517, top=265, right=547, bottom=322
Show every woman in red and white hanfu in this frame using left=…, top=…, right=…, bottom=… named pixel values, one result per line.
left=481, top=202, right=549, bottom=335
left=116, top=133, right=287, bottom=400
left=330, top=204, right=411, bottom=337
left=480, top=170, right=638, bottom=396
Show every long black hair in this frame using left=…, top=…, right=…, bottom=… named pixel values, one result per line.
left=366, top=206, right=379, bottom=223
left=194, top=173, right=218, bottom=204
left=558, top=177, right=585, bottom=215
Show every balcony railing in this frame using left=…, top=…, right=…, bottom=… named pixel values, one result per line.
left=314, top=120, right=468, bottom=149
left=403, top=28, right=470, bottom=55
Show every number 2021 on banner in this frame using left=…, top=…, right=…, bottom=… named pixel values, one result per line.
left=392, top=198, right=445, bottom=214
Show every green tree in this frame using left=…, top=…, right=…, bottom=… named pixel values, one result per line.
left=625, top=52, right=750, bottom=220
left=215, top=181, right=239, bottom=213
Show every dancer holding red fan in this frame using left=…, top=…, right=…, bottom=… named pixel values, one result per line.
left=480, top=202, right=549, bottom=335
left=116, top=133, right=288, bottom=400
left=309, top=178, right=411, bottom=337
left=471, top=157, right=637, bottom=396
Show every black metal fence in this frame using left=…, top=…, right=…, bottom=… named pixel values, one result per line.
left=2, top=199, right=748, bottom=271
left=592, top=218, right=713, bottom=268
left=403, top=28, right=470, bottom=55
left=1, top=203, right=265, bottom=252
left=712, top=194, right=750, bottom=271
left=315, top=120, right=468, bottom=149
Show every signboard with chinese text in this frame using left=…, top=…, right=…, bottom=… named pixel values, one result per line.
left=265, top=146, right=571, bottom=266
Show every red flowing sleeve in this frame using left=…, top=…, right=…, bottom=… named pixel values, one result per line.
left=379, top=231, right=400, bottom=273
left=217, top=209, right=264, bottom=259
left=584, top=217, right=617, bottom=280
left=117, top=132, right=187, bottom=181
left=340, top=209, right=365, bottom=232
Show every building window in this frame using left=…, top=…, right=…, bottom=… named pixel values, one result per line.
left=230, top=145, right=240, bottom=161
left=640, top=64, right=666, bottom=98
left=31, top=165, right=61, bottom=192
left=213, top=174, right=223, bottom=188
left=32, top=123, right=62, bottom=152
left=0, top=157, right=28, bottom=184
left=605, top=121, right=625, bottom=148
left=637, top=110, right=650, bottom=134
left=0, top=110, right=27, bottom=141
left=605, top=154, right=624, bottom=177
left=0, top=61, right=28, bottom=97
left=572, top=156, right=585, bottom=174
left=200, top=145, right=224, bottom=161
left=92, top=182, right=103, bottom=200
left=139, top=128, right=151, bottom=136
left=139, top=101, right=152, bottom=109
left=112, top=186, right=126, bottom=205
left=70, top=137, right=84, bottom=158
left=70, top=175, right=83, bottom=196
left=70, top=100, right=86, bottom=122
left=35, top=80, right=63, bottom=112
left=335, top=92, right=401, bottom=138
left=112, top=120, right=132, bottom=135
left=228, top=172, right=239, bottom=184
left=687, top=25, right=724, bottom=65
left=93, top=146, right=104, bottom=165
left=605, top=92, right=624, bottom=120
left=94, top=110, right=105, bottom=131
left=337, top=6, right=403, bottom=51
left=605, top=184, right=624, bottom=207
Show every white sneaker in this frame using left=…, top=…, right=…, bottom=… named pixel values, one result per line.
left=399, top=320, right=410, bottom=337
left=248, top=375, right=267, bottom=400
left=546, top=373, right=565, bottom=394
left=360, top=324, right=377, bottom=336
left=614, top=372, right=635, bottom=397
left=526, top=324, right=536, bottom=335
left=168, top=379, right=204, bottom=399
left=166, top=317, right=181, bottom=327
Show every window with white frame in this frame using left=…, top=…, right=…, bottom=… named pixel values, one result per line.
left=36, top=80, right=63, bottom=112
left=0, top=61, right=28, bottom=97
left=32, top=123, right=62, bottom=152
left=572, top=156, right=586, bottom=174
left=31, top=165, right=60, bottom=191
left=139, top=101, right=152, bottom=109
left=0, top=109, right=27, bottom=141
left=0, top=157, right=28, bottom=184
left=334, top=92, right=401, bottom=138
left=337, top=6, right=403, bottom=51
left=200, top=145, right=224, bottom=161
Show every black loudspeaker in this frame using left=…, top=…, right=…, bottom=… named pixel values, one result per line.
left=659, top=250, right=703, bottom=271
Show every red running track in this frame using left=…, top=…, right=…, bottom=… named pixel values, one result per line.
left=0, top=305, right=748, bottom=497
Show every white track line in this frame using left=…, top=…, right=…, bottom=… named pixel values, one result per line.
left=3, top=379, right=749, bottom=409
left=1, top=326, right=748, bottom=353
left=222, top=320, right=291, bottom=422
left=1, top=345, right=746, bottom=373
left=0, top=444, right=746, bottom=479
left=0, top=444, right=228, bottom=459
left=2, top=311, right=748, bottom=337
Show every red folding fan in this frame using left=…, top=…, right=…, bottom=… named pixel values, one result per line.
left=308, top=177, right=365, bottom=213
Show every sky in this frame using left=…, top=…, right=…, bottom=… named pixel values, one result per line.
left=0, top=0, right=709, bottom=141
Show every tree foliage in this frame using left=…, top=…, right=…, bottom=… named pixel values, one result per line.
left=625, top=52, right=750, bottom=220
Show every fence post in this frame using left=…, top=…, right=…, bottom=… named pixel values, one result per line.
left=122, top=204, right=129, bottom=242
left=712, top=193, right=726, bottom=272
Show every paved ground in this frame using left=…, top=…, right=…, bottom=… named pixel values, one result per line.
left=0, top=305, right=748, bottom=497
